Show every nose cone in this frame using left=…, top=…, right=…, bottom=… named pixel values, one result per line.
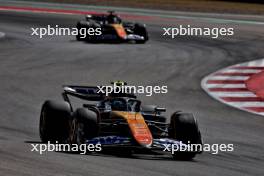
left=117, top=112, right=153, bottom=148
left=131, top=127, right=153, bottom=148
left=112, top=24, right=127, bottom=39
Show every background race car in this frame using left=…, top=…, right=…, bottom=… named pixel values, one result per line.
left=76, top=11, right=149, bottom=43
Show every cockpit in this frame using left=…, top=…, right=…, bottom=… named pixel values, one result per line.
left=106, top=12, right=122, bottom=24
left=97, top=98, right=141, bottom=112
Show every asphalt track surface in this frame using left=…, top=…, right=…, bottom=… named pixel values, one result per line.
left=0, top=2, right=264, bottom=176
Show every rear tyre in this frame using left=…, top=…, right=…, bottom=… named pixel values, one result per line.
left=76, top=22, right=84, bottom=41
left=76, top=21, right=90, bottom=41
left=39, top=100, right=71, bottom=143
left=169, top=112, right=202, bottom=160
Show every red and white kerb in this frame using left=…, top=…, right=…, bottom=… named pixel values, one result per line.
left=202, top=59, right=264, bottom=116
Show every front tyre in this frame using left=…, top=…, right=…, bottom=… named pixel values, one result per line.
left=169, top=112, right=202, bottom=160
left=134, top=23, right=148, bottom=44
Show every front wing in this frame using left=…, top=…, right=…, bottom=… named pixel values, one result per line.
left=85, top=136, right=189, bottom=152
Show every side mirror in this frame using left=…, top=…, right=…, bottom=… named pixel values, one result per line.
left=85, top=15, right=92, bottom=20
left=155, top=107, right=166, bottom=112
left=111, top=81, right=127, bottom=86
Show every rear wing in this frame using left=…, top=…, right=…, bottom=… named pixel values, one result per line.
left=63, top=85, right=105, bottom=101
left=62, top=84, right=137, bottom=102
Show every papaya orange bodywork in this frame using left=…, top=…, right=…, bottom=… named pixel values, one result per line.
left=111, top=24, right=127, bottom=39
left=113, top=111, right=153, bottom=147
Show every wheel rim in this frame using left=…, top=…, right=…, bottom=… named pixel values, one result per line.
left=69, top=118, right=84, bottom=145
left=69, top=118, right=77, bottom=144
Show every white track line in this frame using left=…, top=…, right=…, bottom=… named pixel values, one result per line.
left=206, top=84, right=246, bottom=88
left=210, top=92, right=257, bottom=97
left=208, top=76, right=249, bottom=80
left=221, top=69, right=261, bottom=73
left=227, top=102, right=264, bottom=107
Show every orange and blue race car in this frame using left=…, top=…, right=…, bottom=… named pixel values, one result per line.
left=76, top=11, right=149, bottom=43
left=39, top=82, right=202, bottom=160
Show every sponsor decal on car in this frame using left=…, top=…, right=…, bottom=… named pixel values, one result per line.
left=86, top=136, right=131, bottom=145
